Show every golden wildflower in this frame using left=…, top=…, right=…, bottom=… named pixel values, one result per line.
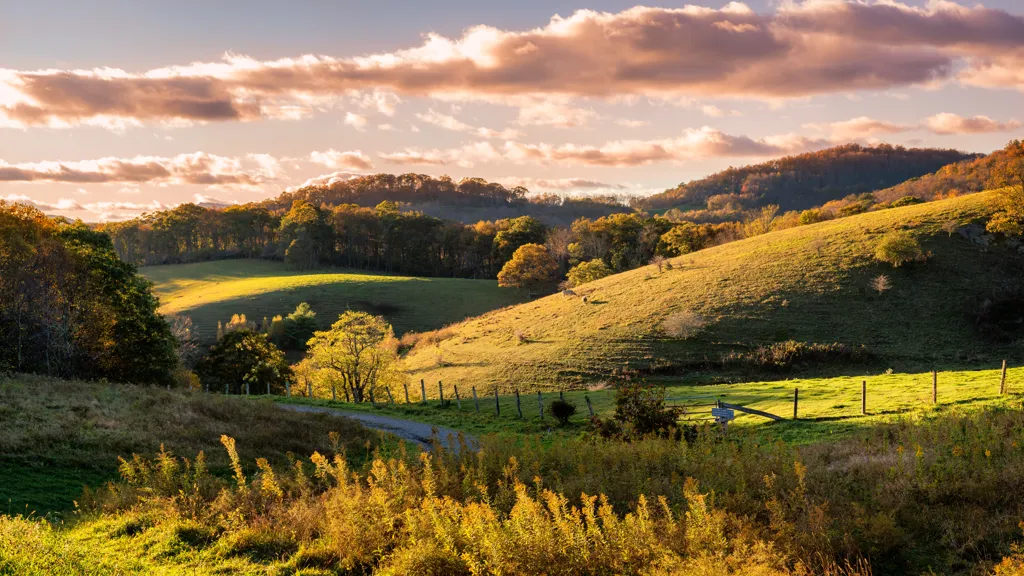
left=952, top=445, right=964, bottom=457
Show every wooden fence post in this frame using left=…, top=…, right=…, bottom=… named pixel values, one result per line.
left=585, top=395, right=594, bottom=417
left=387, top=386, right=394, bottom=405
left=204, top=382, right=209, bottom=393
left=1001, top=360, right=1008, bottom=395
left=421, top=379, right=427, bottom=404
left=246, top=382, right=250, bottom=396
left=793, top=388, right=798, bottom=419
left=559, top=391, right=564, bottom=401
left=404, top=382, right=410, bottom=404
left=516, top=389, right=523, bottom=419
left=932, top=370, right=938, bottom=404
left=495, top=388, right=500, bottom=416
left=454, top=385, right=462, bottom=410
left=306, top=379, right=312, bottom=398
left=537, top=391, right=544, bottom=420
left=225, top=383, right=229, bottom=395
left=286, top=381, right=291, bottom=397
left=439, top=381, right=444, bottom=404
left=370, top=389, right=377, bottom=407
left=266, top=381, right=270, bottom=396
left=861, top=380, right=866, bottom=415
left=472, top=387, right=479, bottom=412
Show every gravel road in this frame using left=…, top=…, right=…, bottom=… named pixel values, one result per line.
left=278, top=404, right=476, bottom=451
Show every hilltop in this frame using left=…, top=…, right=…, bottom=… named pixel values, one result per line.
left=874, top=139, right=1023, bottom=202
left=143, top=260, right=525, bottom=342
left=641, top=144, right=975, bottom=215
left=403, top=192, right=1020, bottom=391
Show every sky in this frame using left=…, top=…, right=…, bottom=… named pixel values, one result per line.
left=2, top=0, right=1024, bottom=221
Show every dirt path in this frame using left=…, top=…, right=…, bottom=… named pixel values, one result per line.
left=278, top=404, right=476, bottom=451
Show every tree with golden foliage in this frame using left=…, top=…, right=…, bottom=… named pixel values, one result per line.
left=986, top=140, right=1024, bottom=236
left=497, top=243, right=559, bottom=293
left=305, top=311, right=402, bottom=403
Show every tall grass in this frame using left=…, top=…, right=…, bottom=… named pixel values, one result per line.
left=5, top=406, right=1024, bottom=574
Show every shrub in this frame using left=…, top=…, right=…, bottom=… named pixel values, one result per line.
left=282, top=302, right=318, bottom=350
left=870, top=273, right=892, bottom=295
left=874, top=231, right=924, bottom=267
left=566, top=258, right=613, bottom=287
left=548, top=399, right=577, bottom=426
left=973, top=289, right=1024, bottom=343
left=592, top=378, right=681, bottom=440
left=661, top=310, right=708, bottom=339
left=722, top=341, right=872, bottom=372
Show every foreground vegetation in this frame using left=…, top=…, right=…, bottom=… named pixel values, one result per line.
left=403, top=192, right=1022, bottom=390
left=0, top=375, right=384, bottom=515
left=143, top=259, right=524, bottom=342
left=5, top=405, right=1024, bottom=574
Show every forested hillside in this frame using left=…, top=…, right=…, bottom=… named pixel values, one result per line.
left=641, top=144, right=974, bottom=215
left=265, top=173, right=629, bottom=225
left=874, top=140, right=1023, bottom=202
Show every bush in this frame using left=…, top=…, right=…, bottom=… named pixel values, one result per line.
left=973, top=289, right=1024, bottom=343
left=874, top=231, right=924, bottom=267
left=566, top=259, right=613, bottom=287
left=661, top=310, right=708, bottom=339
left=592, top=378, right=682, bottom=440
left=197, top=329, right=293, bottom=395
left=722, top=341, right=872, bottom=372
left=548, top=399, right=577, bottom=426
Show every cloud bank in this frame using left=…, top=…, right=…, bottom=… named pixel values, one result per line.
left=4, top=1, right=1024, bottom=128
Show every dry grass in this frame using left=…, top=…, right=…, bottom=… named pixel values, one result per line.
left=0, top=374, right=383, bottom=514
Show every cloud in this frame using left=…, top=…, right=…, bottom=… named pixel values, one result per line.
left=308, top=149, right=374, bottom=170
left=923, top=112, right=1021, bottom=135
left=379, top=142, right=500, bottom=168
left=380, top=127, right=830, bottom=168
left=502, top=127, right=831, bottom=167
left=701, top=105, right=742, bottom=118
left=807, top=116, right=915, bottom=139
left=0, top=152, right=274, bottom=187
left=10, top=2, right=1021, bottom=127
left=344, top=112, right=368, bottom=130
left=515, top=100, right=598, bottom=128
left=808, top=112, right=1021, bottom=138
left=291, top=171, right=365, bottom=189
left=415, top=108, right=521, bottom=139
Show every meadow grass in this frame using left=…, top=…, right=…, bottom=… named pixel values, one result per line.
left=401, top=192, right=1022, bottom=391
left=141, top=259, right=525, bottom=342
left=274, top=364, right=1024, bottom=444
left=5, top=404, right=1024, bottom=574
left=0, top=375, right=386, bottom=516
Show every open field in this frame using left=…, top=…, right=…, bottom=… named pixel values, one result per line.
left=142, top=259, right=525, bottom=342
left=402, top=192, right=1022, bottom=391
left=0, top=375, right=386, bottom=516
left=275, top=364, right=1024, bottom=443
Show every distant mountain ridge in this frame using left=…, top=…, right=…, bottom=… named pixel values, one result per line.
left=640, top=144, right=977, bottom=214
left=260, top=173, right=631, bottom=226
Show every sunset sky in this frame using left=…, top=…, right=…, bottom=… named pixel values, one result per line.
left=3, top=0, right=1024, bottom=221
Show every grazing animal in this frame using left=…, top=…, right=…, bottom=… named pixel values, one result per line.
left=581, top=295, right=590, bottom=304
left=561, top=289, right=578, bottom=299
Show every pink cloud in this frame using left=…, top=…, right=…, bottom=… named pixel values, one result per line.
left=308, top=149, right=374, bottom=170
left=923, top=112, right=1021, bottom=135
left=0, top=152, right=273, bottom=187
left=5, top=2, right=1024, bottom=128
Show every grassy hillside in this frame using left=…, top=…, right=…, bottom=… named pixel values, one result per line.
left=0, top=375, right=383, bottom=515
left=142, top=259, right=525, bottom=342
left=403, top=192, right=1021, bottom=391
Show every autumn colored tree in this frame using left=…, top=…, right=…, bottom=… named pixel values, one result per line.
left=875, top=231, right=924, bottom=267
left=657, top=222, right=712, bottom=256
left=497, top=243, right=559, bottom=293
left=986, top=140, right=1024, bottom=236
left=305, top=311, right=401, bottom=403
left=197, top=329, right=292, bottom=395
left=566, top=259, right=613, bottom=287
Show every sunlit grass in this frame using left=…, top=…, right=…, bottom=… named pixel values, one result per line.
left=142, top=259, right=525, bottom=342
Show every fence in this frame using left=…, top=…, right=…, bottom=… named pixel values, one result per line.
left=203, top=361, right=1018, bottom=426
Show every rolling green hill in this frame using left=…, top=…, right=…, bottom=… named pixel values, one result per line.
left=142, top=260, right=525, bottom=342
left=403, top=191, right=1021, bottom=392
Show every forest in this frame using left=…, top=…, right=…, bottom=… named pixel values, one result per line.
left=640, top=144, right=974, bottom=214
